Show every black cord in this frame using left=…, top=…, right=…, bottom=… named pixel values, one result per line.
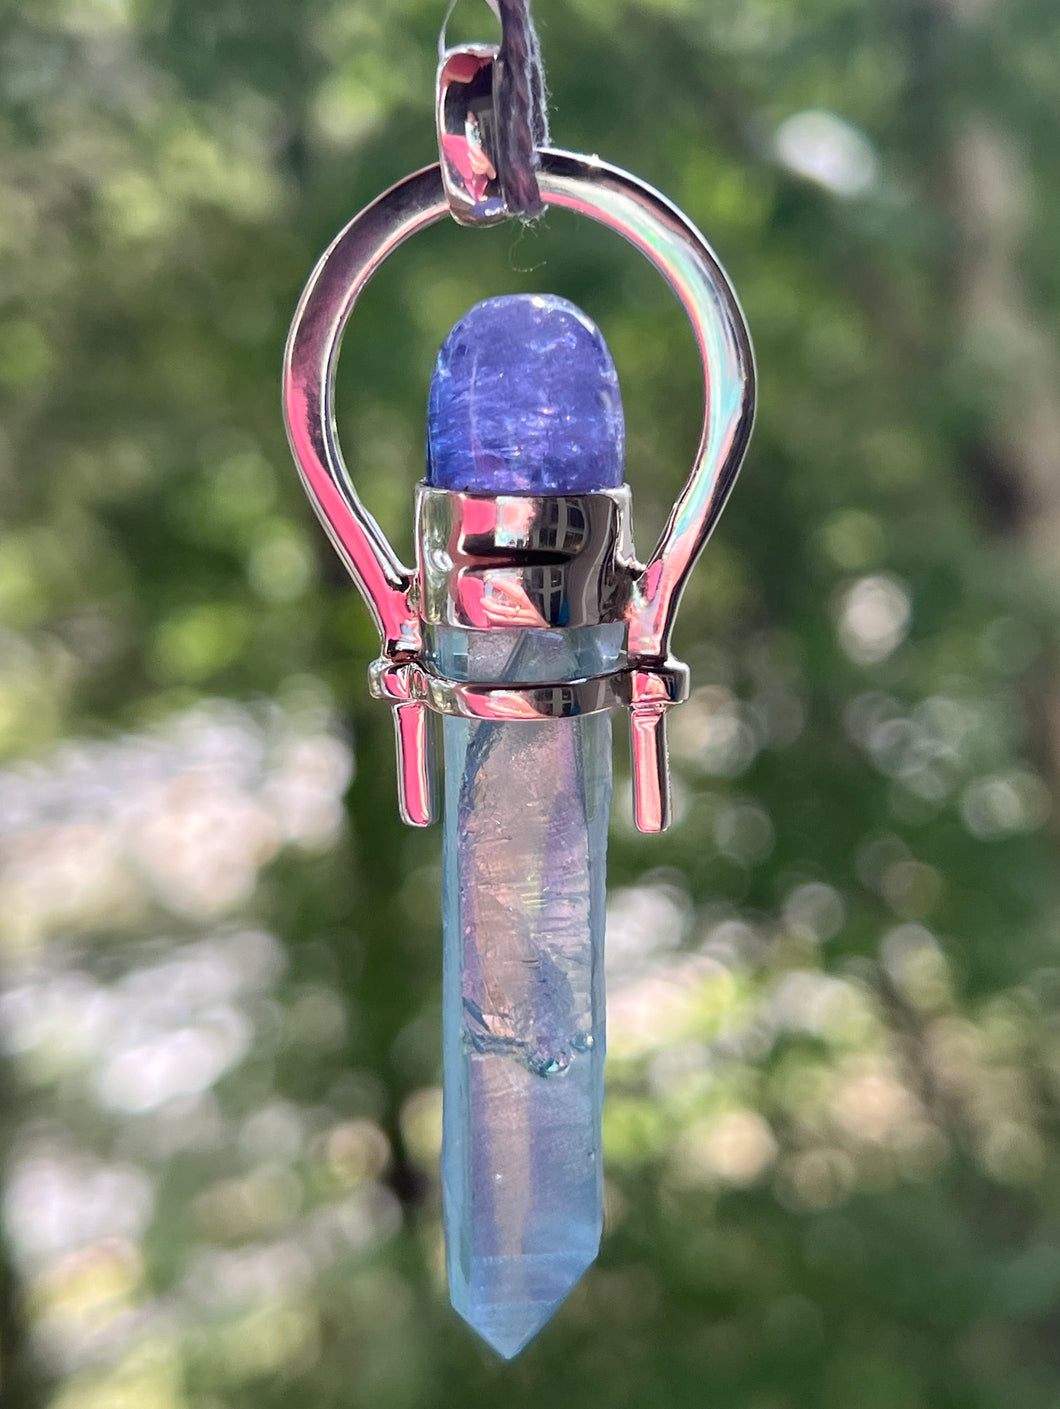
left=494, top=0, right=550, bottom=216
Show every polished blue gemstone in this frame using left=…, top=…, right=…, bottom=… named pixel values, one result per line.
left=426, top=294, right=625, bottom=494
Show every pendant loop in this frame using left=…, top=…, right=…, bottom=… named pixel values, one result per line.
left=282, top=149, right=755, bottom=830
left=437, top=45, right=508, bottom=226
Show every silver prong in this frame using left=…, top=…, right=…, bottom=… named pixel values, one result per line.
left=630, top=706, right=671, bottom=834
left=393, top=700, right=436, bottom=827
left=436, top=46, right=508, bottom=226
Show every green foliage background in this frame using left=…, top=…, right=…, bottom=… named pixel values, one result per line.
left=2, top=0, right=1060, bottom=1405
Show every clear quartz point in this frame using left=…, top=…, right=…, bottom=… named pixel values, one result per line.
left=433, top=623, right=623, bottom=1358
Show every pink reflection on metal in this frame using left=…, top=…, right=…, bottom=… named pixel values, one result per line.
left=457, top=574, right=550, bottom=629
left=282, top=166, right=450, bottom=658
left=440, top=133, right=497, bottom=202
left=436, top=46, right=507, bottom=227
left=495, top=498, right=540, bottom=541
left=393, top=701, right=435, bottom=827
left=459, top=497, right=501, bottom=537
left=630, top=708, right=670, bottom=834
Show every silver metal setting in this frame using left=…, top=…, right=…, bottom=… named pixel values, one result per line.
left=283, top=145, right=755, bottom=831
left=437, top=46, right=507, bottom=226
left=416, top=486, right=634, bottom=630
left=369, top=656, right=689, bottom=722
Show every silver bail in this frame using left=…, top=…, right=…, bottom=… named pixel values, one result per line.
left=436, top=45, right=509, bottom=226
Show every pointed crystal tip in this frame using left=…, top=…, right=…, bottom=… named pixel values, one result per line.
left=457, top=1300, right=555, bottom=1360
left=452, top=1250, right=596, bottom=1359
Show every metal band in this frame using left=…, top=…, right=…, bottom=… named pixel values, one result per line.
left=416, top=486, right=634, bottom=629
left=369, top=656, right=689, bottom=722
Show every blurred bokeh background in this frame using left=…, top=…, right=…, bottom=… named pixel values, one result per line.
left=2, top=0, right=1060, bottom=1403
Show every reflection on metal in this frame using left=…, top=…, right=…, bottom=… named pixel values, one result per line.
left=417, top=486, right=633, bottom=630
left=282, top=150, right=754, bottom=832
left=436, top=46, right=508, bottom=225
left=369, top=653, right=689, bottom=721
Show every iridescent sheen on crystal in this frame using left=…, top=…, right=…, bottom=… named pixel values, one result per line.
left=434, top=623, right=622, bottom=1358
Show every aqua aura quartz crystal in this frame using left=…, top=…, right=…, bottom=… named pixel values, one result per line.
left=427, top=296, right=625, bottom=1357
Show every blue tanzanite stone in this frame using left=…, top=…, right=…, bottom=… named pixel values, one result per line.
left=426, top=294, right=625, bottom=494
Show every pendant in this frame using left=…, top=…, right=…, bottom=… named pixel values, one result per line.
left=283, top=43, right=754, bottom=1358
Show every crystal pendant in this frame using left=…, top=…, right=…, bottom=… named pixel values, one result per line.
left=282, top=139, right=756, bottom=1360
left=427, top=296, right=624, bottom=1355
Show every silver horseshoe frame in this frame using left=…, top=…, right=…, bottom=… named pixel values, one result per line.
left=282, top=147, right=756, bottom=832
